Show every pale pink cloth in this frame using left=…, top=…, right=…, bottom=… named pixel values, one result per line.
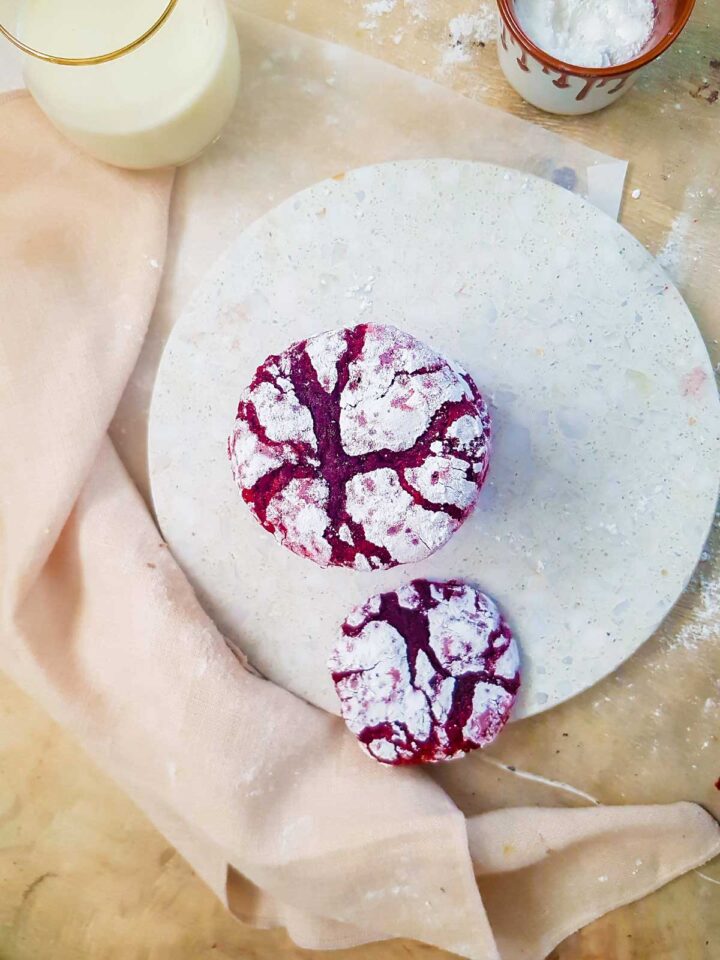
left=1, top=92, right=718, bottom=960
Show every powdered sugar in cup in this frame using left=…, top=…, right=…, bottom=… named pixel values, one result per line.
left=496, top=0, right=697, bottom=115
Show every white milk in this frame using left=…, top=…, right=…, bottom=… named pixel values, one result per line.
left=20, top=0, right=240, bottom=168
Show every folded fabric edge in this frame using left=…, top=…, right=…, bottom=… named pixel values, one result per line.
left=226, top=866, right=389, bottom=952
left=224, top=837, right=501, bottom=960
left=235, top=805, right=501, bottom=960
left=526, top=801, right=720, bottom=960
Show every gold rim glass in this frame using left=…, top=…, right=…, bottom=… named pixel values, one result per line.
left=0, top=0, right=179, bottom=65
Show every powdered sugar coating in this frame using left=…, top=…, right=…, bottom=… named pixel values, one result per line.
left=228, top=323, right=491, bottom=569
left=329, top=580, right=521, bottom=765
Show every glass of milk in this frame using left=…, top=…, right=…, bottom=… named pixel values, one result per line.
left=0, top=0, right=240, bottom=168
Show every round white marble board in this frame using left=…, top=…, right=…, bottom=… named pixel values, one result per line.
left=149, top=160, right=720, bottom=721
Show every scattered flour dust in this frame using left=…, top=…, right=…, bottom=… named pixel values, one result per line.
left=514, top=0, right=656, bottom=68
left=365, top=0, right=396, bottom=14
left=443, top=6, right=498, bottom=66
left=655, top=182, right=713, bottom=286
left=404, top=0, right=430, bottom=21
left=656, top=212, right=692, bottom=284
left=359, top=0, right=397, bottom=31
left=662, top=515, right=720, bottom=654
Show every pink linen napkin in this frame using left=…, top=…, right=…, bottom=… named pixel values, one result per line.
left=1, top=91, right=718, bottom=960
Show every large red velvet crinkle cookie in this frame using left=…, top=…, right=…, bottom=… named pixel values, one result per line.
left=227, top=323, right=491, bottom=569
left=329, top=580, right=520, bottom=765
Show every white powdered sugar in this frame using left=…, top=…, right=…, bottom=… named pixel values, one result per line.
left=450, top=8, right=497, bottom=48
left=337, top=523, right=353, bottom=543
left=442, top=7, right=497, bottom=67
left=329, top=580, right=521, bottom=765
left=397, top=582, right=422, bottom=609
left=340, top=326, right=469, bottom=456
left=493, top=641, right=522, bottom=681
left=360, top=0, right=397, bottom=30
left=405, top=454, right=478, bottom=508
left=426, top=588, right=520, bottom=683
left=336, top=619, right=433, bottom=762
left=265, top=477, right=332, bottom=566
left=366, top=0, right=396, bottom=13
left=514, top=0, right=656, bottom=68
left=305, top=327, right=347, bottom=394
left=341, top=365, right=470, bottom=456
left=463, top=681, right=513, bottom=742
left=228, top=323, right=491, bottom=569
left=228, top=421, right=283, bottom=489
left=250, top=376, right=316, bottom=445
left=228, top=356, right=318, bottom=491
left=345, top=467, right=456, bottom=565
left=448, top=412, right=485, bottom=447
left=662, top=523, right=720, bottom=654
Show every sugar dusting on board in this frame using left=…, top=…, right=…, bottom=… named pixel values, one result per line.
left=514, top=0, right=656, bottom=68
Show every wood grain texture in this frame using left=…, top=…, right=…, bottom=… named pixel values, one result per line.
left=1, top=1, right=718, bottom=958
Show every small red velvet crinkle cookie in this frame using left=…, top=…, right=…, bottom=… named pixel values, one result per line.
left=329, top=580, right=520, bottom=765
left=227, top=323, right=491, bottom=569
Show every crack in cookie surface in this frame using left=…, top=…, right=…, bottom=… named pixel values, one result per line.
left=228, top=323, right=491, bottom=569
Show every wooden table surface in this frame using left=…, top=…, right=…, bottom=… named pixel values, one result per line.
left=1, top=2, right=719, bottom=959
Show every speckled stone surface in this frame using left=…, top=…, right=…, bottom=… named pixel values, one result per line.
left=149, top=160, right=720, bottom=720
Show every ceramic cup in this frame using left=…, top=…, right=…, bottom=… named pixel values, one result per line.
left=496, top=0, right=696, bottom=115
